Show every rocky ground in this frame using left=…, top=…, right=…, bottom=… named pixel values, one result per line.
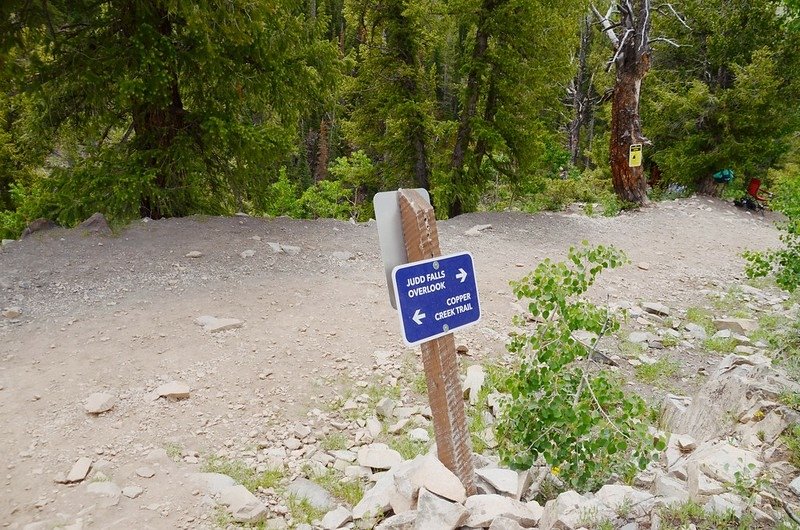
left=1, top=196, right=798, bottom=529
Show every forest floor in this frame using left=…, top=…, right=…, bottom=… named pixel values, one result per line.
left=0, top=196, right=788, bottom=529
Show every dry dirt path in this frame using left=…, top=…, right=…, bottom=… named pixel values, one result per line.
left=0, top=196, right=783, bottom=528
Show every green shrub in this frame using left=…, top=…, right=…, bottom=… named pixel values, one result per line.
left=744, top=167, right=800, bottom=292
left=495, top=243, right=664, bottom=491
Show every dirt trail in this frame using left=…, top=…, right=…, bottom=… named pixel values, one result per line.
left=0, top=197, right=783, bottom=528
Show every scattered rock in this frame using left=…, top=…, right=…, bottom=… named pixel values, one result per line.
left=376, top=397, right=396, bottom=418
left=684, top=323, right=707, bottom=340
left=62, top=457, right=92, bottom=483
left=540, top=490, right=614, bottom=530
left=220, top=484, right=269, bottom=523
left=376, top=511, right=417, bottom=530
left=465, top=224, right=493, bottom=236
left=637, top=262, right=650, bottom=270
left=1, top=307, right=22, bottom=319
left=409, top=428, right=430, bottom=443
left=189, top=472, right=238, bottom=495
left=713, top=318, right=759, bottom=335
left=653, top=474, right=689, bottom=504
left=642, top=302, right=670, bottom=317
left=79, top=213, right=112, bottom=236
left=414, top=487, right=468, bottom=530
left=464, top=494, right=539, bottom=528
left=789, top=475, right=800, bottom=496
left=287, top=478, right=337, bottom=511
left=86, top=481, right=122, bottom=506
left=122, top=485, right=144, bottom=499
left=594, top=484, right=656, bottom=518
left=155, top=381, right=191, bottom=400
left=185, top=251, right=203, bottom=258
left=135, top=466, right=156, bottom=478
left=331, top=251, right=355, bottom=261
left=195, top=315, right=243, bottom=333
left=628, top=331, right=650, bottom=344
left=1, top=238, right=13, bottom=246
left=475, top=468, right=520, bottom=498
left=20, top=218, right=57, bottom=238
left=84, top=392, right=116, bottom=415
left=357, top=443, right=403, bottom=470
left=240, top=249, right=256, bottom=258
left=321, top=506, right=352, bottom=530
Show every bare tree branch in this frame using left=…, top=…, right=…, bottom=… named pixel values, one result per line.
left=664, top=2, right=691, bottom=30
left=607, top=28, right=633, bottom=71
left=649, top=36, right=684, bottom=47
left=591, top=3, right=620, bottom=47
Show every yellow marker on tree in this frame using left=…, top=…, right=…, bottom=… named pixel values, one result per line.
left=629, top=144, right=642, bottom=167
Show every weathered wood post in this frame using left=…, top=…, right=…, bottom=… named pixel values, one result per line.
left=397, top=189, right=476, bottom=495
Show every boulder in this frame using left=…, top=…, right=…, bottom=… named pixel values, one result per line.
left=653, top=475, right=689, bottom=505
left=595, top=485, right=656, bottom=518
left=684, top=323, right=707, bottom=340
left=475, top=468, right=520, bottom=499
left=287, top=478, right=336, bottom=511
left=642, top=302, right=670, bottom=317
left=684, top=441, right=762, bottom=484
left=464, top=494, right=539, bottom=528
left=713, top=318, right=758, bottom=335
left=704, top=493, right=746, bottom=517
left=189, top=472, right=238, bottom=495
left=539, top=490, right=615, bottom=530
left=413, top=488, right=468, bottom=530
left=376, top=397, right=396, bottom=418
left=79, top=213, right=112, bottom=236
left=20, top=218, right=57, bottom=238
left=687, top=462, right=725, bottom=500
left=488, top=516, right=527, bottom=530
left=321, top=506, right=352, bottom=530
left=376, top=511, right=417, bottom=530
left=354, top=458, right=421, bottom=520
left=220, top=485, right=268, bottom=523
left=358, top=443, right=403, bottom=470
left=662, top=354, right=777, bottom=441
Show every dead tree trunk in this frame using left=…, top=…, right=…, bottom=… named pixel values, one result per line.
left=568, top=14, right=593, bottom=166
left=593, top=1, right=652, bottom=205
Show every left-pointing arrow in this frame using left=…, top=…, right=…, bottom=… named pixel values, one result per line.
left=412, top=309, right=426, bottom=325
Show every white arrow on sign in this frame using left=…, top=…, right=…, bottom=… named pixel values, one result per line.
left=412, top=309, right=426, bottom=325
left=456, top=268, right=468, bottom=283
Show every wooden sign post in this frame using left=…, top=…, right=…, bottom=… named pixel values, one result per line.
left=397, top=189, right=476, bottom=495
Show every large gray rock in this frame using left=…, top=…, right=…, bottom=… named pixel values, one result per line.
left=662, top=354, right=779, bottom=441
left=539, top=490, right=615, bottom=530
left=713, top=318, right=758, bottom=335
left=390, top=454, right=466, bottom=514
left=595, top=485, right=656, bottom=518
left=220, top=484, right=268, bottom=523
left=354, top=458, right=421, bottom=520
left=488, top=516, right=527, bottom=530
left=684, top=323, right=707, bottom=340
left=358, top=443, right=403, bottom=470
left=475, top=468, right=520, bottom=498
left=653, top=475, right=689, bottom=505
left=464, top=494, right=539, bottom=528
left=79, top=213, right=112, bottom=236
left=413, top=487, right=468, bottom=530
left=683, top=441, right=762, bottom=484
left=376, top=511, right=416, bottom=530
left=642, top=302, right=670, bottom=317
left=287, top=477, right=336, bottom=511
left=189, top=472, right=238, bottom=495
left=321, top=506, right=352, bottom=530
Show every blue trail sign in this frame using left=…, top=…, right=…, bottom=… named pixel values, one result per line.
left=392, top=252, right=481, bottom=346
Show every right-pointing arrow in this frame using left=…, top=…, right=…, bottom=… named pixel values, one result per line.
left=412, top=309, right=426, bottom=325
left=456, top=268, right=468, bottom=283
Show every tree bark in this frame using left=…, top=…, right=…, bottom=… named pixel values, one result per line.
left=600, top=0, right=652, bottom=205
left=568, top=15, right=592, bottom=166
